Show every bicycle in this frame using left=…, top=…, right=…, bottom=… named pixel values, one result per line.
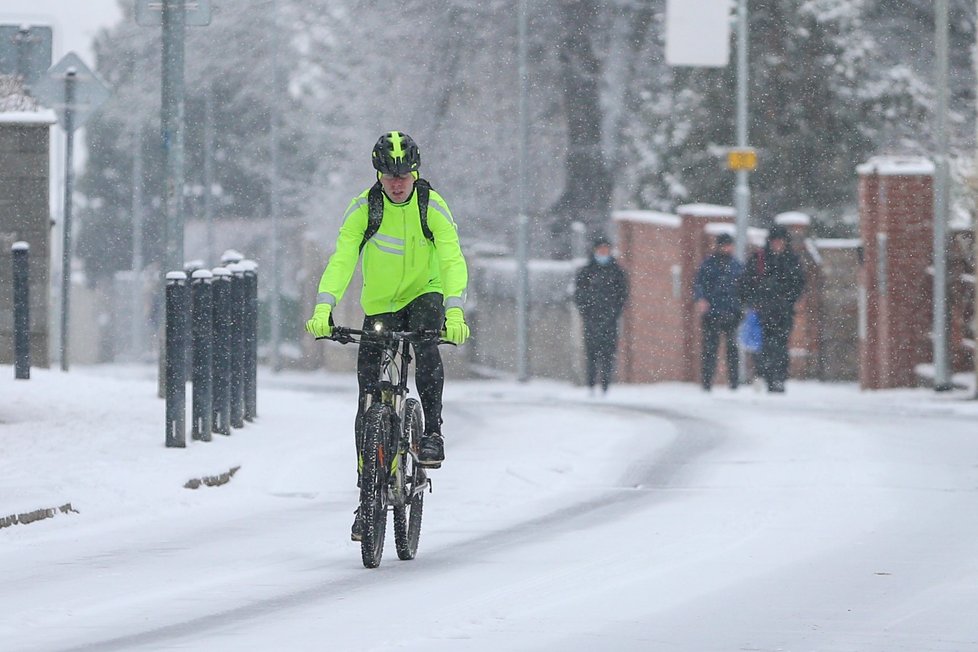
left=321, top=324, right=449, bottom=568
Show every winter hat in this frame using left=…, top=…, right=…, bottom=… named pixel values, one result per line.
left=716, top=233, right=734, bottom=246
left=592, top=234, right=612, bottom=249
left=768, top=224, right=790, bottom=242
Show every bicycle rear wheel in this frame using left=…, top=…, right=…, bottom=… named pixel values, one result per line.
left=394, top=398, right=424, bottom=560
left=360, top=404, right=390, bottom=568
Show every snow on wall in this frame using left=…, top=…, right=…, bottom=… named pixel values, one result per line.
left=611, top=209, right=681, bottom=228
left=856, top=156, right=935, bottom=177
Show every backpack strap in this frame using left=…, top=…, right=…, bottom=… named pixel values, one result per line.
left=359, top=178, right=435, bottom=253
left=359, top=181, right=386, bottom=253
left=415, top=178, right=434, bottom=243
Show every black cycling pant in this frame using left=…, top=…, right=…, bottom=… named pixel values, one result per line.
left=355, top=293, right=444, bottom=455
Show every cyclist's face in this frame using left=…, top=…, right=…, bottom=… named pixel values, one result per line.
left=380, top=173, right=415, bottom=203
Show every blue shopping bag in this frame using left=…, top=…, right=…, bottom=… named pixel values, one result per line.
left=739, top=310, right=762, bottom=353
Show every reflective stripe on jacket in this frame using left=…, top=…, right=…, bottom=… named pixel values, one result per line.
left=316, top=185, right=468, bottom=316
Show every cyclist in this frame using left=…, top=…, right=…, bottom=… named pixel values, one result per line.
left=305, top=131, right=470, bottom=540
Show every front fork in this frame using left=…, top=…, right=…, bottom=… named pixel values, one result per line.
left=358, top=392, right=413, bottom=507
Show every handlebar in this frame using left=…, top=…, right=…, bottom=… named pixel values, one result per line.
left=316, top=326, right=453, bottom=346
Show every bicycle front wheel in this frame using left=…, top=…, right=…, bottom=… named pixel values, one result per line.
left=360, top=404, right=390, bottom=569
left=394, top=398, right=424, bottom=561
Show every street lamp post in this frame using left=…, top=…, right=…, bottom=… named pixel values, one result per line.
left=974, top=0, right=978, bottom=398
left=734, top=0, right=751, bottom=265
left=933, top=0, right=952, bottom=391
left=516, top=0, right=530, bottom=382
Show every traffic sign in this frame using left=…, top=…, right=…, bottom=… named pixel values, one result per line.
left=136, top=0, right=212, bottom=27
left=665, top=0, right=731, bottom=68
left=30, top=52, right=111, bottom=131
left=726, top=148, right=758, bottom=172
left=0, top=24, right=52, bottom=86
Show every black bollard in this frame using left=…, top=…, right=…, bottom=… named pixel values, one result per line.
left=229, top=263, right=246, bottom=429
left=191, top=270, right=214, bottom=441
left=12, top=242, right=30, bottom=380
left=211, top=267, right=233, bottom=435
left=165, top=272, right=190, bottom=448
left=242, top=261, right=258, bottom=421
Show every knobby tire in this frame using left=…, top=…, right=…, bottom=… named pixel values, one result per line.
left=394, top=398, right=425, bottom=560
left=360, top=404, right=390, bottom=568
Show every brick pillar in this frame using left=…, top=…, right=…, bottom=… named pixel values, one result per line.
left=677, top=204, right=735, bottom=383
left=613, top=210, right=683, bottom=383
left=856, top=157, right=934, bottom=389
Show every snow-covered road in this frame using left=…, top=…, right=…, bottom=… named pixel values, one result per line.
left=2, top=367, right=977, bottom=651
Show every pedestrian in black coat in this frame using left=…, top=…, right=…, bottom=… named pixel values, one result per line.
left=574, top=237, right=629, bottom=394
left=739, top=225, right=806, bottom=393
left=694, top=233, right=745, bottom=391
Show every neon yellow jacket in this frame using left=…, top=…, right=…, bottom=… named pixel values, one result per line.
left=315, top=185, right=468, bottom=316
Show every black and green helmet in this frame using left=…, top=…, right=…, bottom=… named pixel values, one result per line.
left=371, top=131, right=421, bottom=176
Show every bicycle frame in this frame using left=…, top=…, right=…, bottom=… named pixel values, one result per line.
left=326, top=326, right=442, bottom=500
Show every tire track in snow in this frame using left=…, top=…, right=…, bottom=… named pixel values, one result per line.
left=54, top=400, right=724, bottom=652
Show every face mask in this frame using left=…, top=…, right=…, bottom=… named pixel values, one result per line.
left=594, top=254, right=611, bottom=265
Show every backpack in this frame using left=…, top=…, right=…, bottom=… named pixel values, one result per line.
left=359, top=178, right=434, bottom=253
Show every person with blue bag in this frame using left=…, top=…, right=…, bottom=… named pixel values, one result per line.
left=739, top=225, right=806, bottom=393
left=694, top=233, right=744, bottom=391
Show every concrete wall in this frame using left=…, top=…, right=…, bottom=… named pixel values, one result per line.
left=810, top=240, right=861, bottom=381
left=0, top=122, right=51, bottom=367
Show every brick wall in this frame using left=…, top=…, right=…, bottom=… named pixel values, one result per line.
left=614, top=205, right=736, bottom=383
left=614, top=210, right=684, bottom=382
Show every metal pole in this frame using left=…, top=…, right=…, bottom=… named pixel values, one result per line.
left=14, top=26, right=31, bottom=80
left=735, top=0, right=751, bottom=384
left=204, top=86, right=215, bottom=264
left=211, top=267, right=232, bottom=435
left=12, top=242, right=31, bottom=380
left=191, top=269, right=214, bottom=441
left=229, top=263, right=246, bottom=429
left=60, top=69, right=76, bottom=372
left=734, top=0, right=750, bottom=264
left=269, top=11, right=282, bottom=372
left=974, top=0, right=978, bottom=398
left=516, top=0, right=530, bottom=382
left=933, top=0, right=952, bottom=391
left=131, top=126, right=145, bottom=360
left=161, top=0, right=187, bottom=274
left=242, top=261, right=258, bottom=420
left=165, top=271, right=189, bottom=448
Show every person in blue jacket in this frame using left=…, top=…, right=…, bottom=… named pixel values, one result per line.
left=694, top=233, right=744, bottom=391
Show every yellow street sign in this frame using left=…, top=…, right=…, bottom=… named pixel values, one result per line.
left=727, top=149, right=757, bottom=171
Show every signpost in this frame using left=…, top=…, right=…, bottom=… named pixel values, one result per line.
left=138, top=0, right=211, bottom=395
left=726, top=148, right=758, bottom=172
left=137, top=0, right=211, bottom=276
left=31, top=53, right=110, bottom=371
left=136, top=0, right=211, bottom=27
left=665, top=0, right=731, bottom=68
left=667, top=0, right=748, bottom=381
